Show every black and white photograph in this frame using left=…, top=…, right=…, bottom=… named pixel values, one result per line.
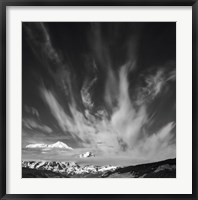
left=22, top=22, right=176, bottom=178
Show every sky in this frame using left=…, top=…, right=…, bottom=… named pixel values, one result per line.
left=22, top=22, right=176, bottom=165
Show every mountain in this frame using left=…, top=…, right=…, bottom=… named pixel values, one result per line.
left=22, top=158, right=176, bottom=178
left=22, top=160, right=117, bottom=177
left=25, top=141, right=73, bottom=150
left=79, top=151, right=95, bottom=158
left=102, top=158, right=176, bottom=178
left=22, top=167, right=69, bottom=178
left=47, top=141, right=73, bottom=150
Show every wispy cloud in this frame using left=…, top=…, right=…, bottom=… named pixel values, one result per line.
left=39, top=62, right=175, bottom=162
left=24, top=22, right=74, bottom=102
left=24, top=23, right=176, bottom=163
left=24, top=105, right=39, bottom=118
left=137, top=122, right=175, bottom=158
left=23, top=118, right=52, bottom=133
left=81, top=77, right=97, bottom=110
left=40, top=86, right=75, bottom=134
left=136, top=67, right=176, bottom=105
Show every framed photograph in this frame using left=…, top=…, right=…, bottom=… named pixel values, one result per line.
left=0, top=0, right=197, bottom=199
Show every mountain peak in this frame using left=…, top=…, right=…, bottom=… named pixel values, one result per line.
left=79, top=151, right=95, bottom=158
left=48, top=141, right=73, bottom=150
left=26, top=141, right=73, bottom=150
left=54, top=141, right=64, bottom=145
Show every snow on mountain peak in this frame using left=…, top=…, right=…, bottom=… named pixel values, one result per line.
left=79, top=151, right=95, bottom=158
left=25, top=141, right=73, bottom=150
left=48, top=141, right=73, bottom=150
left=22, top=160, right=118, bottom=176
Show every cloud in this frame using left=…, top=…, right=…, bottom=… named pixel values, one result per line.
left=24, top=22, right=61, bottom=66
left=24, top=105, right=39, bottom=118
left=40, top=86, right=75, bottom=134
left=167, top=69, right=176, bottom=81
left=90, top=23, right=119, bottom=109
left=81, top=77, right=97, bottom=109
left=39, top=62, right=176, bottom=162
left=24, top=23, right=74, bottom=101
left=136, top=67, right=176, bottom=105
left=134, top=122, right=176, bottom=161
left=23, top=118, right=52, bottom=133
left=146, top=69, right=165, bottom=98
left=24, top=23, right=176, bottom=163
left=111, top=63, right=148, bottom=149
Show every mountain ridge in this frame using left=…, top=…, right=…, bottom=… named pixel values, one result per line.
left=25, top=141, right=73, bottom=150
left=22, top=158, right=176, bottom=178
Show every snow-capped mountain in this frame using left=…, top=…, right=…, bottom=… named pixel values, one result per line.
left=47, top=141, right=73, bottom=150
left=22, top=160, right=118, bottom=176
left=22, top=158, right=176, bottom=178
left=79, top=152, right=95, bottom=158
left=25, top=141, right=73, bottom=150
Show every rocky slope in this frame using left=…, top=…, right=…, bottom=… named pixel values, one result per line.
left=102, top=158, right=176, bottom=178
left=22, top=167, right=69, bottom=178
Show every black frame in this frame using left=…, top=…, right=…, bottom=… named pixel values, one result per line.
left=0, top=0, right=197, bottom=199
